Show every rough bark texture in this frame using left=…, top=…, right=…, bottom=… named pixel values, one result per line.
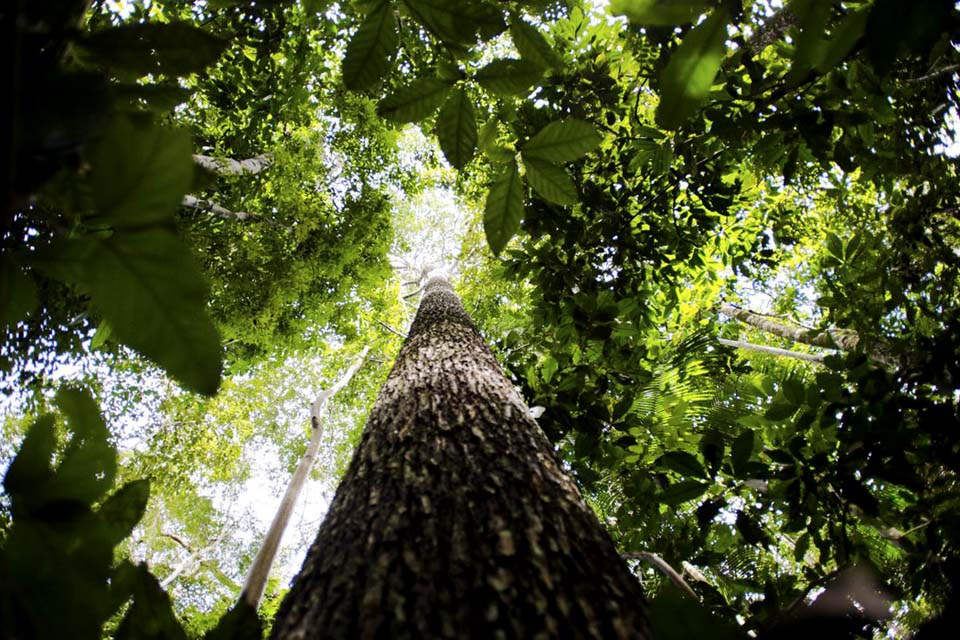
left=270, top=275, right=649, bottom=639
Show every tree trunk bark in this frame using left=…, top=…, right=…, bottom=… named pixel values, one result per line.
left=270, top=274, right=649, bottom=639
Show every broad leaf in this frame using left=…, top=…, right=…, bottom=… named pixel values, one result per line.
left=522, top=119, right=602, bottom=163
left=114, top=563, right=188, bottom=640
left=655, top=8, right=729, bottom=129
left=610, top=0, right=710, bottom=26
left=81, top=22, right=227, bottom=76
left=522, top=156, right=577, bottom=205
left=484, top=158, right=524, bottom=255
left=99, top=480, right=150, bottom=546
left=509, top=18, right=561, bottom=69
left=3, top=414, right=56, bottom=501
left=378, top=77, right=451, bottom=123
left=342, top=2, right=398, bottom=90
left=658, top=480, right=710, bottom=505
left=204, top=602, right=262, bottom=640
left=402, top=0, right=478, bottom=47
left=649, top=585, right=747, bottom=640
left=89, top=119, right=193, bottom=228
left=657, top=451, right=707, bottom=478
left=475, top=58, right=544, bottom=97
left=436, top=87, right=477, bottom=169
left=36, top=230, right=222, bottom=395
left=47, top=387, right=117, bottom=506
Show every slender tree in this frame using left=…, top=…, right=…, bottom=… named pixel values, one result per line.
left=270, top=273, right=649, bottom=638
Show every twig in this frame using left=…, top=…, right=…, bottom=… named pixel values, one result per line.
left=377, top=320, right=405, bottom=339
left=622, top=551, right=700, bottom=600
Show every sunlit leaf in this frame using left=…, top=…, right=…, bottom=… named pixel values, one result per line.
left=655, top=8, right=729, bottom=129
left=522, top=118, right=602, bottom=163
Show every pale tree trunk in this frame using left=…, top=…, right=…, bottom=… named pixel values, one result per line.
left=241, top=346, right=370, bottom=609
left=719, top=304, right=900, bottom=368
left=193, top=153, right=273, bottom=176
left=270, top=274, right=649, bottom=639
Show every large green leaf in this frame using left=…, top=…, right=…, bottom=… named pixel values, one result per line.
left=81, top=22, right=227, bottom=76
left=655, top=8, right=729, bottom=129
left=484, top=158, right=524, bottom=255
left=113, top=563, right=188, bottom=640
left=610, top=0, right=710, bottom=26
left=36, top=230, right=222, bottom=395
left=89, top=119, right=193, bottom=228
left=522, top=118, right=602, bottom=163
left=522, top=156, right=577, bottom=205
left=436, top=87, right=477, bottom=169
left=49, top=387, right=117, bottom=506
left=475, top=58, right=544, bottom=97
left=649, top=585, right=747, bottom=640
left=657, top=451, right=707, bottom=478
left=402, top=0, right=478, bottom=47
left=3, top=415, right=56, bottom=501
left=378, top=77, right=452, bottom=123
left=99, top=480, right=150, bottom=547
left=658, top=480, right=710, bottom=505
left=731, top=429, right=754, bottom=478
left=509, top=18, right=561, bottom=69
left=342, top=2, right=398, bottom=90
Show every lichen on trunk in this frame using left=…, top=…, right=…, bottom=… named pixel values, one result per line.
left=270, top=274, right=648, bottom=639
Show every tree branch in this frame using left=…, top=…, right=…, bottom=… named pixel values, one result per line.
left=622, top=551, right=700, bottom=600
left=718, top=337, right=826, bottom=363
left=193, top=153, right=273, bottom=176
left=240, top=346, right=371, bottom=609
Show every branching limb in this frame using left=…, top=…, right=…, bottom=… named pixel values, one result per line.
left=240, top=346, right=371, bottom=609
left=193, top=153, right=273, bottom=176
left=718, top=338, right=826, bottom=364
left=622, top=551, right=700, bottom=600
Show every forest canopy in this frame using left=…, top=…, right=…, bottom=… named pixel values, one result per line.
left=2, top=0, right=959, bottom=637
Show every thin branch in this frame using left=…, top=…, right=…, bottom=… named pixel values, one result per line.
left=718, top=337, right=826, bottom=363
left=161, top=531, right=192, bottom=552
left=182, top=195, right=260, bottom=222
left=240, top=346, right=371, bottom=609
left=622, top=551, right=700, bottom=600
left=908, top=64, right=960, bottom=84
left=377, top=320, right=405, bottom=339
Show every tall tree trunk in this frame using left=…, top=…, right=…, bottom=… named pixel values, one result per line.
left=270, top=274, right=649, bottom=639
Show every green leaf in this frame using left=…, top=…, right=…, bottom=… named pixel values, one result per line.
left=657, top=451, right=707, bottom=478
left=765, top=401, right=797, bottom=422
left=655, top=8, right=729, bottom=129
left=436, top=87, right=477, bottom=169
left=0, top=254, right=37, bottom=329
left=509, top=18, right=561, bottom=69
left=89, top=119, right=193, bottom=228
left=342, top=2, right=398, bottom=90
left=3, top=414, right=56, bottom=500
left=90, top=321, right=112, bottom=350
left=378, top=77, right=452, bottom=123
left=735, top=510, right=768, bottom=546
left=115, top=83, right=193, bottom=112
left=484, top=158, right=524, bottom=255
left=48, top=387, right=117, bottom=506
left=36, top=230, right=222, bottom=395
left=658, top=479, right=710, bottom=505
left=475, top=58, right=544, bottom=97
left=114, top=563, right=188, bottom=640
left=781, top=379, right=806, bottom=405
left=541, top=354, right=559, bottom=383
left=731, top=429, right=754, bottom=478
left=522, top=119, right=602, bottom=163
left=522, top=156, right=577, bottom=205
left=99, top=480, right=150, bottom=547
left=610, top=0, right=711, bottom=26
left=652, top=142, right=674, bottom=175
left=81, top=22, right=227, bottom=76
